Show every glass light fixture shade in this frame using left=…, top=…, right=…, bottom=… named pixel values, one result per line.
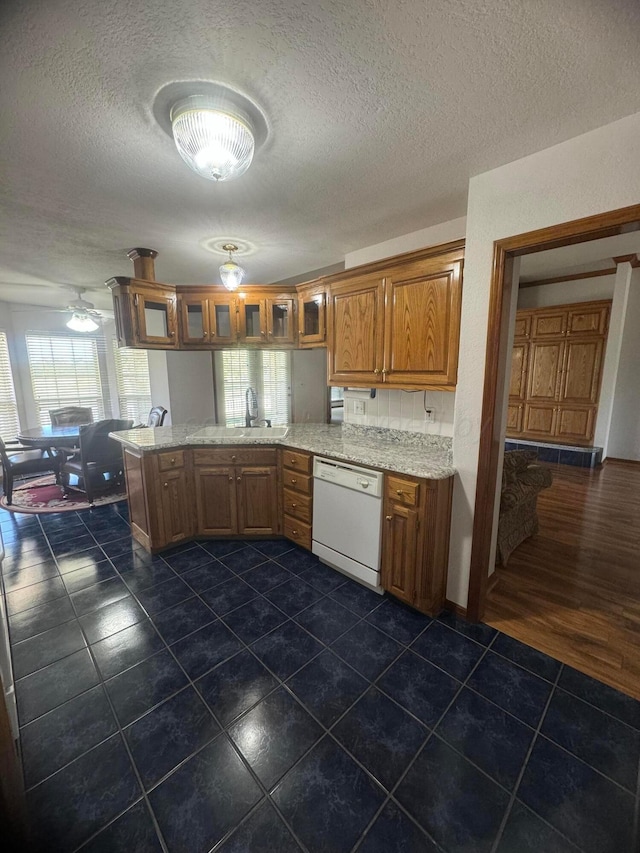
left=219, top=259, right=245, bottom=291
left=171, top=96, right=255, bottom=182
left=67, top=312, right=99, bottom=333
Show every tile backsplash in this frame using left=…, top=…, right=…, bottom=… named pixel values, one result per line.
left=343, top=389, right=455, bottom=437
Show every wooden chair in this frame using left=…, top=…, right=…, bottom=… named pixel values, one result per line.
left=49, top=406, right=94, bottom=426
left=147, top=406, right=168, bottom=427
left=61, top=419, right=133, bottom=504
left=0, top=438, right=62, bottom=505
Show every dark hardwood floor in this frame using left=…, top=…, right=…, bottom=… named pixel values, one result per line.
left=485, top=459, right=640, bottom=700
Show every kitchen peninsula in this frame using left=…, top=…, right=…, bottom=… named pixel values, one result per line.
left=111, top=423, right=455, bottom=616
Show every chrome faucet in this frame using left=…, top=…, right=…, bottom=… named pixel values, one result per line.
left=245, top=387, right=271, bottom=428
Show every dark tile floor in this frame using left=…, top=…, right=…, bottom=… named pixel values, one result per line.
left=2, top=504, right=640, bottom=853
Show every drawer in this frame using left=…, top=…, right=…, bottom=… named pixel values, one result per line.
left=157, top=450, right=185, bottom=471
left=283, top=488, right=312, bottom=524
left=193, top=447, right=277, bottom=467
left=284, top=515, right=312, bottom=551
left=281, top=468, right=313, bottom=495
left=282, top=449, right=312, bottom=474
left=386, top=475, right=420, bottom=506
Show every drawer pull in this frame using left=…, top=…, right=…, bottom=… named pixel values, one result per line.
left=290, top=458, right=297, bottom=465
left=292, top=528, right=298, bottom=535
left=290, top=478, right=297, bottom=484
left=385, top=515, right=392, bottom=521
left=231, top=455, right=236, bottom=462
left=396, top=489, right=404, bottom=496
left=291, top=503, right=297, bottom=508
left=170, top=457, right=176, bottom=464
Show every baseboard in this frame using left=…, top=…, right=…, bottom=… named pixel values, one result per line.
left=604, top=457, right=640, bottom=466
left=444, top=599, right=467, bottom=619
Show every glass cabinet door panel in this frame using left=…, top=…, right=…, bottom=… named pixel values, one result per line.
left=186, top=304, right=205, bottom=339
left=214, top=304, right=232, bottom=339
left=244, top=304, right=263, bottom=339
left=144, top=301, right=169, bottom=337
left=271, top=303, right=291, bottom=339
left=303, top=300, right=320, bottom=337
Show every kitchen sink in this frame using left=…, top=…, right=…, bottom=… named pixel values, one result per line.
left=188, top=426, right=289, bottom=440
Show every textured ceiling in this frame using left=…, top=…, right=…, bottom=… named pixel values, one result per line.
left=1, top=0, right=640, bottom=311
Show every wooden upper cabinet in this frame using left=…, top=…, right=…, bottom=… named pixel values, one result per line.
left=531, top=310, right=567, bottom=339
left=236, top=293, right=297, bottom=346
left=266, top=297, right=296, bottom=345
left=297, top=283, right=326, bottom=347
left=327, top=243, right=464, bottom=389
left=179, top=293, right=238, bottom=347
left=566, top=303, right=609, bottom=337
left=383, top=257, right=462, bottom=387
left=133, top=285, right=178, bottom=348
left=513, top=312, right=532, bottom=340
left=327, top=273, right=386, bottom=385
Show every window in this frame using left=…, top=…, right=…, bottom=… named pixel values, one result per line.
left=112, top=343, right=152, bottom=423
left=0, top=331, right=20, bottom=441
left=26, top=333, right=109, bottom=426
left=215, top=350, right=291, bottom=426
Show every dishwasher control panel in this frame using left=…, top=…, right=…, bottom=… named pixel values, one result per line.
left=313, top=456, right=384, bottom=497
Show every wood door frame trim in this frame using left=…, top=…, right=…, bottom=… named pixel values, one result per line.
left=466, top=203, right=640, bottom=623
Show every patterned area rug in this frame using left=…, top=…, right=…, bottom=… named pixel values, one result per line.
left=0, top=475, right=126, bottom=514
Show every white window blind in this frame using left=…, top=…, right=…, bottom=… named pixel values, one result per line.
left=112, top=343, right=152, bottom=423
left=26, top=334, right=108, bottom=427
left=216, top=350, right=291, bottom=426
left=0, top=332, right=20, bottom=442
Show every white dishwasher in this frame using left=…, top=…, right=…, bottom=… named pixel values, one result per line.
left=312, top=456, right=384, bottom=592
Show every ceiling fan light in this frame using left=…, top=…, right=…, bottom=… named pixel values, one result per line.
left=67, top=312, right=99, bottom=333
left=171, top=96, right=255, bottom=182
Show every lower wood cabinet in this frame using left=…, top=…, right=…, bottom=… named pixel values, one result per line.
left=381, top=473, right=454, bottom=616
left=280, top=449, right=313, bottom=550
left=192, top=449, right=280, bottom=537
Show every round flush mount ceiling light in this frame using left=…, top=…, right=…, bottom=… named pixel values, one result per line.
left=154, top=82, right=269, bottom=183
left=171, top=96, right=254, bottom=182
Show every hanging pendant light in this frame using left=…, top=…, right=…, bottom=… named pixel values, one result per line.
left=219, top=244, right=245, bottom=291
left=170, top=95, right=255, bottom=182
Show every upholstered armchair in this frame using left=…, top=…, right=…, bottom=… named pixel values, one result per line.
left=497, top=450, right=553, bottom=566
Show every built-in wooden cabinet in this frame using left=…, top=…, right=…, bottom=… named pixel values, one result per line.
left=381, top=473, right=454, bottom=616
left=327, top=242, right=464, bottom=390
left=280, top=449, right=313, bottom=550
left=108, top=240, right=464, bottom=391
left=507, top=300, right=610, bottom=445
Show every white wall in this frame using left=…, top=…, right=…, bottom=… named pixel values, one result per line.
left=345, top=217, right=467, bottom=268
left=291, top=349, right=329, bottom=423
left=517, top=274, right=615, bottom=309
left=607, top=266, right=640, bottom=461
left=450, top=109, right=640, bottom=609
left=165, top=351, right=215, bottom=425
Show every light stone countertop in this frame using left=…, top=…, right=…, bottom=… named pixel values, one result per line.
left=110, top=422, right=455, bottom=480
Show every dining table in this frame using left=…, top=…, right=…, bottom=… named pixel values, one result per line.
left=17, top=424, right=86, bottom=450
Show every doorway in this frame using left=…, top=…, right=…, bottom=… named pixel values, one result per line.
left=467, top=204, right=640, bottom=690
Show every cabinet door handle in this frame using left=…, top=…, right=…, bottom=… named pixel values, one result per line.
left=373, top=368, right=380, bottom=375
left=237, top=476, right=241, bottom=482
left=168, top=330, right=175, bottom=337
left=382, top=369, right=389, bottom=375
left=385, top=515, right=392, bottom=521
left=163, top=482, right=169, bottom=488
left=228, top=476, right=233, bottom=482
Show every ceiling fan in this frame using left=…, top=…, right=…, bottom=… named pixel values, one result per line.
left=63, top=287, right=103, bottom=332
